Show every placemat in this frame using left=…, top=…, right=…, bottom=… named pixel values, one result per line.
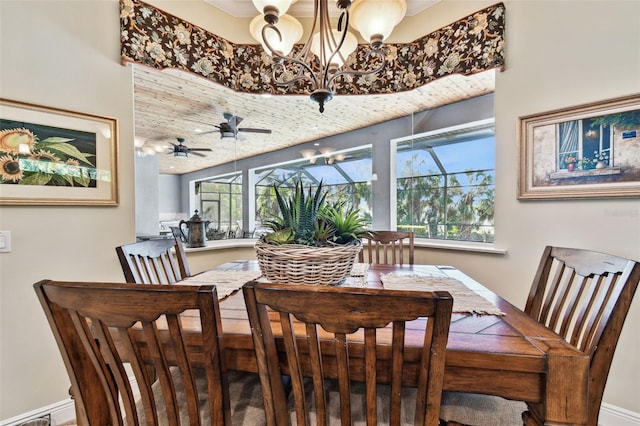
left=338, top=275, right=368, bottom=288
left=380, top=273, right=505, bottom=315
left=349, top=263, right=370, bottom=277
left=180, top=270, right=262, bottom=300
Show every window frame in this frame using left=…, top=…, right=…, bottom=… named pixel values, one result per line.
left=250, top=145, right=374, bottom=231
left=390, top=118, right=496, bottom=245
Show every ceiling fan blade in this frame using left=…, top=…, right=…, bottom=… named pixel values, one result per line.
left=189, top=148, right=213, bottom=151
left=190, top=151, right=207, bottom=157
left=183, top=117, right=211, bottom=126
left=223, top=112, right=242, bottom=124
left=238, top=128, right=272, bottom=134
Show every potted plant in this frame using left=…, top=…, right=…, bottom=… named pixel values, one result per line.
left=255, top=180, right=367, bottom=285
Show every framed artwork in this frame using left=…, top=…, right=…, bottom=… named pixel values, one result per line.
left=518, top=94, right=640, bottom=199
left=0, top=99, right=118, bottom=205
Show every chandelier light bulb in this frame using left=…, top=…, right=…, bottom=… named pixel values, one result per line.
left=318, top=146, right=336, bottom=157
left=250, top=13, right=303, bottom=56
left=300, top=148, right=318, bottom=164
left=350, top=0, right=407, bottom=46
left=310, top=29, right=358, bottom=68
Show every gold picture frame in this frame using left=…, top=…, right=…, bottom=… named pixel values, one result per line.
left=518, top=94, right=640, bottom=200
left=0, top=99, right=118, bottom=205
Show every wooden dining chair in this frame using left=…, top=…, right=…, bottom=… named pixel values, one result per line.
left=34, top=280, right=266, bottom=425
left=440, top=246, right=640, bottom=426
left=116, top=237, right=191, bottom=284
left=243, top=281, right=453, bottom=426
left=359, top=230, right=415, bottom=266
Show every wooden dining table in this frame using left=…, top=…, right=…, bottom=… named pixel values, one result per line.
left=178, top=260, right=589, bottom=425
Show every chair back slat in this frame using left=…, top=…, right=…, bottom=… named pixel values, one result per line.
left=359, top=231, right=415, bottom=266
left=523, top=246, right=640, bottom=425
left=334, top=331, right=351, bottom=425
left=243, top=282, right=452, bottom=426
left=364, top=328, right=377, bottom=426
left=389, top=321, right=405, bottom=424
left=557, top=274, right=587, bottom=338
left=35, top=280, right=232, bottom=426
left=306, top=322, right=328, bottom=425
left=116, top=238, right=190, bottom=284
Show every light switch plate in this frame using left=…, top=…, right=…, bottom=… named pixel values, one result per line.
left=0, top=231, right=12, bottom=252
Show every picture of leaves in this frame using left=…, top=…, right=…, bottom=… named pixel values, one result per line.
left=0, top=119, right=97, bottom=187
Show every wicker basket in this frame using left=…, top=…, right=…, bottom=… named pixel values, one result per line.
left=255, top=241, right=362, bottom=285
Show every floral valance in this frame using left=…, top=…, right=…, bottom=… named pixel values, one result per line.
left=120, top=0, right=505, bottom=96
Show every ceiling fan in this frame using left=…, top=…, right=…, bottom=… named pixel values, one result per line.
left=168, top=137, right=212, bottom=158
left=201, top=112, right=272, bottom=140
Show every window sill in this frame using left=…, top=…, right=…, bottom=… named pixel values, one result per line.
left=183, top=238, right=506, bottom=256
left=550, top=167, right=621, bottom=180
left=183, top=238, right=257, bottom=252
left=414, top=238, right=507, bottom=255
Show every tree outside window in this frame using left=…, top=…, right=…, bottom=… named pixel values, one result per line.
left=254, top=147, right=373, bottom=230
left=396, top=121, right=495, bottom=243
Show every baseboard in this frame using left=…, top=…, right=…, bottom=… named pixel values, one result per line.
left=600, top=403, right=640, bottom=426
left=0, top=399, right=75, bottom=426
left=3, top=398, right=638, bottom=426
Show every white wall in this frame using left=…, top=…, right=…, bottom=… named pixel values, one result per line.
left=0, top=0, right=136, bottom=420
left=135, top=154, right=160, bottom=235
left=159, top=174, right=182, bottom=216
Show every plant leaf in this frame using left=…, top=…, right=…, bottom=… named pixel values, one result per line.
left=38, top=137, right=76, bottom=144
left=42, top=143, right=95, bottom=166
left=74, top=174, right=92, bottom=187
left=20, top=172, right=52, bottom=186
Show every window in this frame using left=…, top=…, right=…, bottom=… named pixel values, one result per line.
left=558, top=118, right=611, bottom=170
left=395, top=120, right=495, bottom=243
left=195, top=173, right=242, bottom=237
left=253, top=146, right=373, bottom=230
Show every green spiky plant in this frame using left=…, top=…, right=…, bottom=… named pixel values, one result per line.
left=262, top=180, right=367, bottom=247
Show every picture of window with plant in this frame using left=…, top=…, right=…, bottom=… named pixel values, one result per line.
left=518, top=94, right=640, bottom=199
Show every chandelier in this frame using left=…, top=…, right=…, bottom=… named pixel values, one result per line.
left=250, top=0, right=407, bottom=113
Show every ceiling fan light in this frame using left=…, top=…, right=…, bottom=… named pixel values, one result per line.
left=174, top=151, right=188, bottom=158
left=350, top=0, right=407, bottom=45
left=310, top=29, right=358, bottom=68
left=250, top=13, right=303, bottom=56
left=134, top=136, right=146, bottom=148
left=220, top=131, right=236, bottom=139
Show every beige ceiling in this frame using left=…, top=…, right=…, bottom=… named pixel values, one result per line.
left=133, top=0, right=496, bottom=175
left=203, top=0, right=440, bottom=18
